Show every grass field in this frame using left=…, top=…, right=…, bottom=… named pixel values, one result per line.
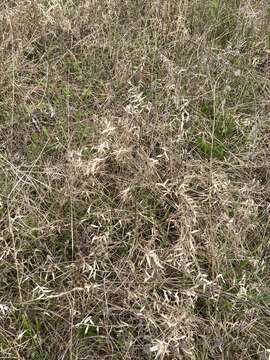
left=0, top=1, right=269, bottom=359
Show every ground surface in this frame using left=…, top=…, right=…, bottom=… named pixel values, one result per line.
left=0, top=1, right=269, bottom=359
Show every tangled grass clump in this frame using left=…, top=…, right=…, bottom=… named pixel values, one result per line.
left=0, top=1, right=269, bottom=359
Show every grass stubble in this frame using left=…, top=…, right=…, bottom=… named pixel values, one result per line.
left=0, top=1, right=269, bottom=359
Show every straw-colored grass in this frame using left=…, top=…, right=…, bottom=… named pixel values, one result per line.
left=0, top=1, right=269, bottom=359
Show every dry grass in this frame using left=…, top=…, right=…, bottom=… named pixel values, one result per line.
left=0, top=1, right=270, bottom=359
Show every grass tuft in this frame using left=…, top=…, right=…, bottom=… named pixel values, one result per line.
left=0, top=1, right=269, bottom=359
